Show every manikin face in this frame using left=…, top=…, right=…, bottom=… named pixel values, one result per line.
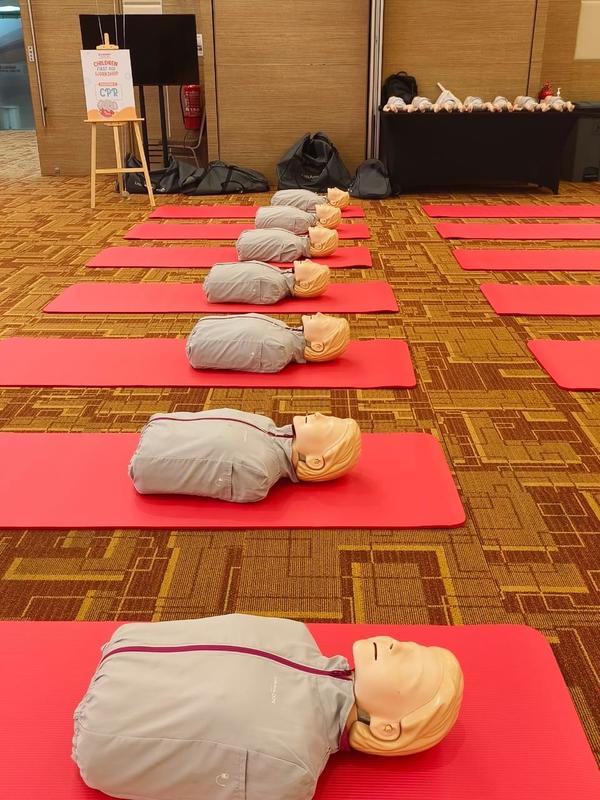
left=308, top=226, right=338, bottom=256
left=327, top=187, right=350, bottom=208
left=315, top=203, right=341, bottom=229
left=352, top=637, right=444, bottom=741
left=293, top=412, right=350, bottom=465
left=293, top=260, right=328, bottom=284
left=302, top=312, right=339, bottom=342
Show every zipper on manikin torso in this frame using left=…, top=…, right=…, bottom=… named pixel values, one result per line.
left=99, top=642, right=354, bottom=681
left=148, top=415, right=294, bottom=439
left=200, top=315, right=304, bottom=336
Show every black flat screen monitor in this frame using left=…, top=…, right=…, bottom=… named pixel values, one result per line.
left=79, top=14, right=199, bottom=86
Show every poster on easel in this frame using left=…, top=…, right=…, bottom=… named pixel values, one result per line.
left=80, top=49, right=136, bottom=122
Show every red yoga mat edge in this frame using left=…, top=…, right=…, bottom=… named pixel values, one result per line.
left=125, top=222, right=371, bottom=241
left=150, top=204, right=366, bottom=219
left=481, top=283, right=600, bottom=316
left=86, top=246, right=373, bottom=270
left=437, top=222, right=600, bottom=240
left=43, top=281, right=399, bottom=314
left=2, top=621, right=599, bottom=800
left=0, top=431, right=465, bottom=529
left=527, top=339, right=600, bottom=390
left=0, top=338, right=416, bottom=389
left=454, top=248, right=600, bottom=271
left=424, top=203, right=600, bottom=218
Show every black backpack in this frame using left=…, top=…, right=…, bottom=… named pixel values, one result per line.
left=381, top=71, right=418, bottom=106
left=182, top=160, right=269, bottom=195
left=276, top=132, right=351, bottom=191
left=349, top=159, right=391, bottom=199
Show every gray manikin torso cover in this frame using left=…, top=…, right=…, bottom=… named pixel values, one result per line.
left=271, top=189, right=326, bottom=212
left=236, top=228, right=310, bottom=263
left=73, top=614, right=355, bottom=800
left=128, top=409, right=298, bottom=502
left=255, top=206, right=317, bottom=234
left=186, top=313, right=306, bottom=373
left=203, top=261, right=296, bottom=304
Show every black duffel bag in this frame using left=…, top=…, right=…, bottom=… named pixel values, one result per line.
left=182, top=160, right=269, bottom=195
left=277, top=132, right=351, bottom=191
left=120, top=154, right=198, bottom=194
left=349, top=159, right=391, bottom=199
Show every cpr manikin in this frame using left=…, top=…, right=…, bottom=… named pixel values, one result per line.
left=203, top=260, right=330, bottom=304
left=256, top=203, right=341, bottom=233
left=463, top=95, right=494, bottom=112
left=73, top=614, right=464, bottom=800
left=271, top=187, right=350, bottom=211
left=539, top=92, right=574, bottom=112
left=129, top=409, right=362, bottom=502
left=186, top=312, right=350, bottom=372
left=514, top=95, right=541, bottom=112
left=491, top=95, right=513, bottom=112
left=407, top=96, right=433, bottom=113
left=433, top=84, right=464, bottom=113
left=236, top=226, right=338, bottom=263
left=383, top=96, right=409, bottom=112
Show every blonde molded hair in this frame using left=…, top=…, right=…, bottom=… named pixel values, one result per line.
left=349, top=647, right=464, bottom=756
left=304, top=317, right=350, bottom=362
left=309, top=227, right=338, bottom=258
left=316, top=204, right=342, bottom=229
left=327, top=188, right=350, bottom=208
left=295, top=418, right=361, bottom=482
left=292, top=261, right=330, bottom=298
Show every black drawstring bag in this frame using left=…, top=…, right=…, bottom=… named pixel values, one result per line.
left=182, top=160, right=269, bottom=195
left=349, top=159, right=392, bottom=199
left=381, top=71, right=418, bottom=106
left=277, top=132, right=351, bottom=191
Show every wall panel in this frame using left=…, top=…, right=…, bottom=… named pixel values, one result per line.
left=212, top=0, right=369, bottom=184
left=382, top=1, right=537, bottom=101
left=541, top=0, right=600, bottom=101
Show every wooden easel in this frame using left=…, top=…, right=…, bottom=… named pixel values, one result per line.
left=86, top=34, right=155, bottom=209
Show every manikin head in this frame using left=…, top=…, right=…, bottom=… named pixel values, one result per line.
left=302, top=312, right=350, bottom=362
left=347, top=637, right=463, bottom=756
left=292, top=412, right=361, bottom=482
left=292, top=260, right=330, bottom=298
left=308, top=226, right=339, bottom=258
left=315, top=203, right=342, bottom=229
left=327, top=187, right=350, bottom=208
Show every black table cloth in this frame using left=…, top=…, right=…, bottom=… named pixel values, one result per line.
left=380, top=111, right=578, bottom=194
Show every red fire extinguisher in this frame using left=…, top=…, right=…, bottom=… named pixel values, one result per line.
left=181, top=84, right=202, bottom=131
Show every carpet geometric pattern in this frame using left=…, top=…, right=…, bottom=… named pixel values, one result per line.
left=0, top=132, right=599, bottom=763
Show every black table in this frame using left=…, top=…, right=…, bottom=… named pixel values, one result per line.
left=380, top=110, right=578, bottom=194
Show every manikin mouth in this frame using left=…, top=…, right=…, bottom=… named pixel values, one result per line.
left=373, top=642, right=378, bottom=660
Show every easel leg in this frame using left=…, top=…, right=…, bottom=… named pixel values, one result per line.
left=133, top=121, right=155, bottom=208
left=113, top=126, right=125, bottom=196
left=90, top=123, right=97, bottom=209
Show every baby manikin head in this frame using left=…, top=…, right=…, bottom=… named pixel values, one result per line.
left=327, top=187, right=350, bottom=209
left=292, top=260, right=330, bottom=298
left=348, top=638, right=464, bottom=756
left=315, top=203, right=342, bottom=229
left=308, top=226, right=338, bottom=258
left=302, top=312, right=349, bottom=362
left=292, top=412, right=361, bottom=482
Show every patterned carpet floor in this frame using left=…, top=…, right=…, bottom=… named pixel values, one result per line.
left=0, top=131, right=599, bottom=762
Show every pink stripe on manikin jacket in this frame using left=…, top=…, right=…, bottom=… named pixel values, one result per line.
left=100, top=643, right=354, bottom=681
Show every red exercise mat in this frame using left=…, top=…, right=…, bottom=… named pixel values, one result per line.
left=528, top=340, right=600, bottom=390
left=437, top=222, right=600, bottom=240
left=0, top=338, right=415, bottom=389
left=2, top=621, right=599, bottom=800
left=150, top=204, right=365, bottom=219
left=125, top=222, right=371, bottom=241
left=86, top=246, right=373, bottom=269
left=0, top=432, right=462, bottom=528
left=455, top=248, right=600, bottom=271
left=481, top=283, right=600, bottom=316
left=44, top=281, right=398, bottom=314
left=424, top=203, right=600, bottom=218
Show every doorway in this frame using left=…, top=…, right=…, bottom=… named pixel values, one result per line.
left=0, top=3, right=34, bottom=130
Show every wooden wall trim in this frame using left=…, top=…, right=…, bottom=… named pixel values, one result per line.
left=198, top=0, right=219, bottom=161
left=527, top=0, right=550, bottom=96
